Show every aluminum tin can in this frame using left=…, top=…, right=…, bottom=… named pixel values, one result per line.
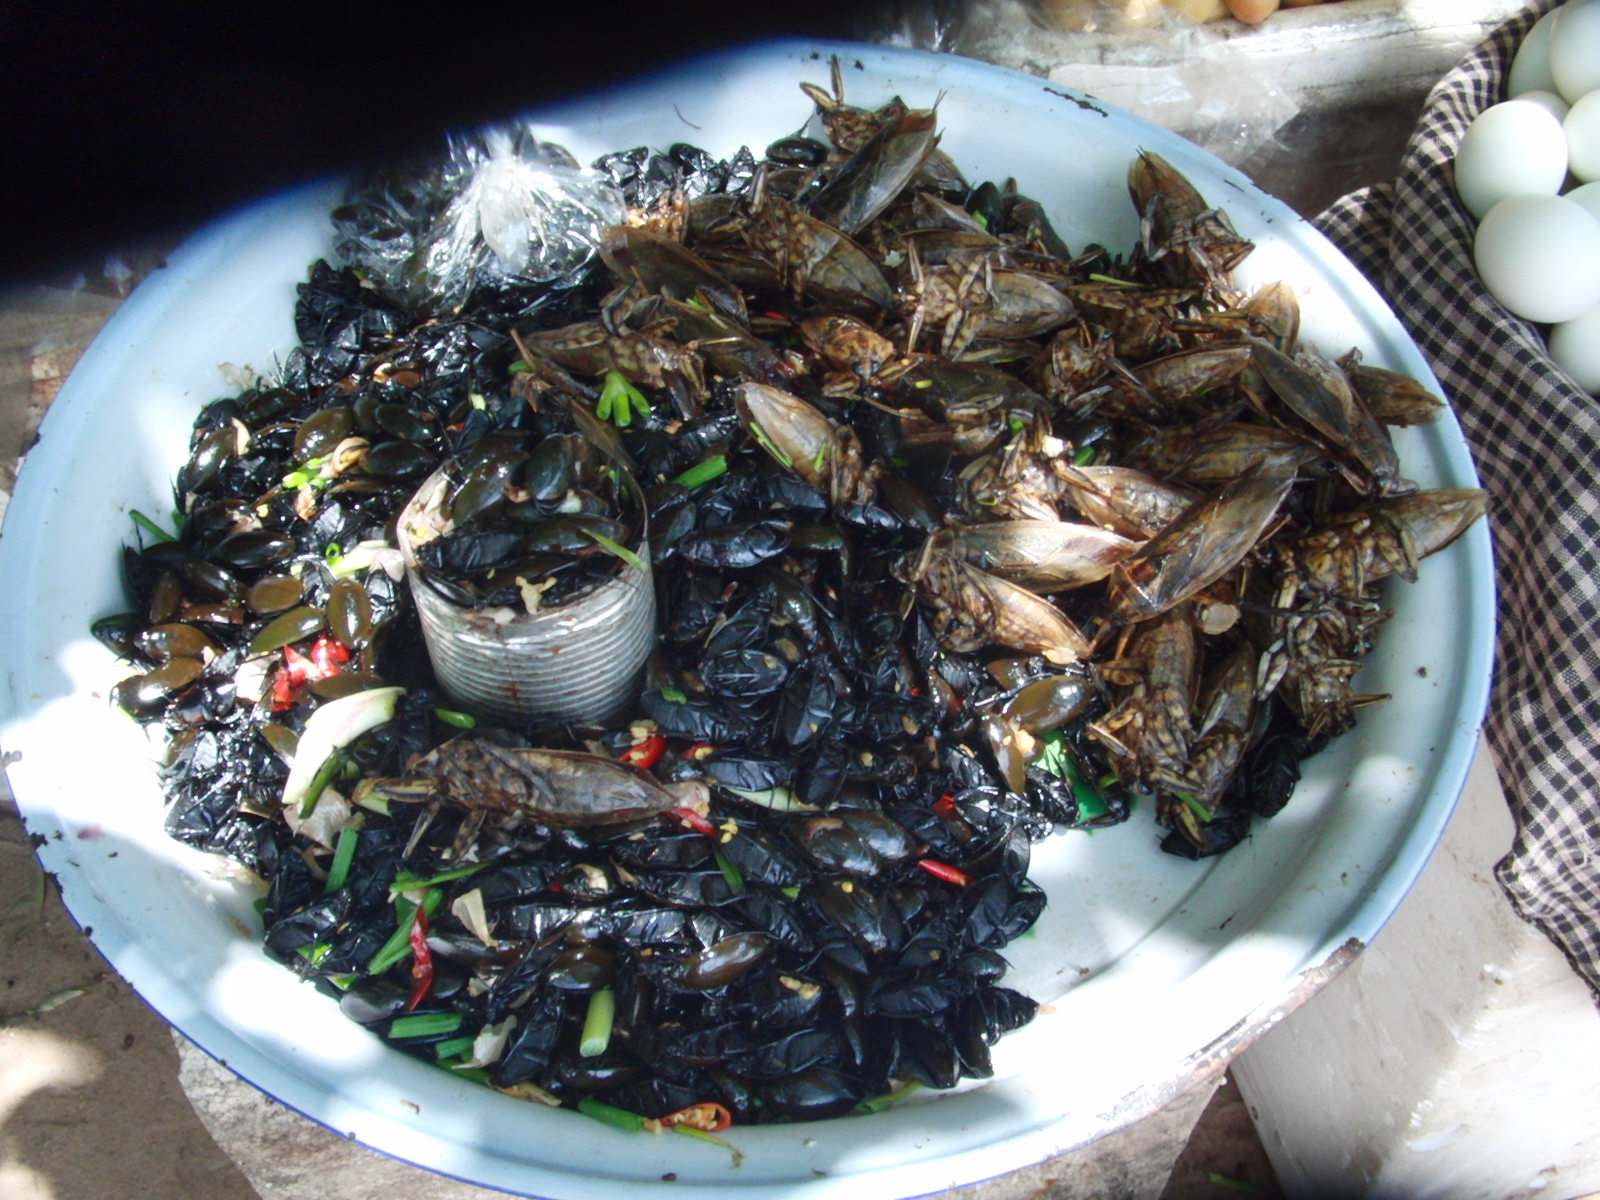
left=396, top=469, right=654, bottom=727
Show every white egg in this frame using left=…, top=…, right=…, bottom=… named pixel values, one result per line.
left=1519, top=89, right=1571, bottom=123
left=1564, top=179, right=1600, bottom=224
left=1507, top=8, right=1560, bottom=98
left=1474, top=194, right=1600, bottom=324
left=1566, top=91, right=1600, bottom=182
left=1453, top=100, right=1569, bottom=220
left=1550, top=300, right=1600, bottom=394
left=1551, top=0, right=1600, bottom=104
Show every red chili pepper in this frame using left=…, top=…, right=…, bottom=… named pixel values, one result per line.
left=405, top=906, right=433, bottom=1012
left=917, top=858, right=971, bottom=887
left=618, top=733, right=666, bottom=770
left=671, top=806, right=719, bottom=839
left=682, top=742, right=717, bottom=762
left=282, top=643, right=313, bottom=686
left=932, top=792, right=958, bottom=818
left=310, top=632, right=351, bottom=677
left=270, top=666, right=297, bottom=712
left=658, top=1101, right=733, bottom=1133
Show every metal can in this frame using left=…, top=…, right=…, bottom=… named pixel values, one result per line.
left=395, top=469, right=655, bottom=728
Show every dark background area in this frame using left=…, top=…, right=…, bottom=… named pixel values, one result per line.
left=0, top=2, right=880, bottom=284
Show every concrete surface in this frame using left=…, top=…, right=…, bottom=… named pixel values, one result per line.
left=1233, top=744, right=1600, bottom=1200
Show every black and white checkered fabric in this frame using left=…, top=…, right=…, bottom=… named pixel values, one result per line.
left=1316, top=0, right=1600, bottom=1001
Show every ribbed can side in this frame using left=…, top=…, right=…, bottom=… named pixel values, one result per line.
left=397, top=470, right=655, bottom=728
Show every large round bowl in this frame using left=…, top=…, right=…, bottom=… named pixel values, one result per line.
left=0, top=39, right=1493, bottom=1199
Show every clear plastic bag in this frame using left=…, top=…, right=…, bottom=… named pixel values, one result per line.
left=332, top=126, right=625, bottom=315
left=860, top=0, right=1301, bottom=166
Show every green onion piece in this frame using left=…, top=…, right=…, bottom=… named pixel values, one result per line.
left=433, top=707, right=478, bottom=729
left=581, top=528, right=647, bottom=574
left=394, top=863, right=484, bottom=891
left=508, top=359, right=531, bottom=373
left=281, top=454, right=328, bottom=490
left=747, top=421, right=794, bottom=469
left=659, top=685, right=687, bottom=704
left=712, top=847, right=746, bottom=896
left=1071, top=445, right=1098, bottom=466
left=388, top=1011, right=463, bottom=1039
left=1062, top=754, right=1109, bottom=821
left=432, top=1034, right=479, bottom=1061
left=1008, top=415, right=1026, bottom=434
left=855, top=1080, right=922, bottom=1115
left=577, top=1097, right=647, bottom=1133
left=600, top=372, right=649, bottom=428
left=296, top=942, right=331, bottom=967
left=812, top=443, right=828, bottom=474
left=911, top=379, right=933, bottom=389
left=579, top=987, right=616, bottom=1058
left=468, top=392, right=487, bottom=411
left=129, top=509, right=176, bottom=543
left=1034, top=730, right=1071, bottom=779
left=353, top=789, right=390, bottom=817
left=298, top=748, right=347, bottom=819
left=323, top=827, right=360, bottom=894
left=367, top=888, right=443, bottom=975
left=972, top=211, right=989, bottom=230
left=670, top=455, right=729, bottom=489
left=367, top=897, right=419, bottom=976
left=325, top=538, right=391, bottom=578
left=723, top=785, right=811, bottom=812
left=683, top=295, right=711, bottom=312
left=1176, top=791, right=1212, bottom=822
left=779, top=886, right=800, bottom=899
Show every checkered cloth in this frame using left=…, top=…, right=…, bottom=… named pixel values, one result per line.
left=1315, top=0, right=1600, bottom=1002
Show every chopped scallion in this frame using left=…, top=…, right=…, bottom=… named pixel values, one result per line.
left=599, top=371, right=650, bottom=428
left=323, top=826, right=360, bottom=894
left=388, top=1011, right=463, bottom=1039
left=577, top=1096, right=647, bottom=1132
left=433, top=707, right=478, bottom=729
left=855, top=1080, right=922, bottom=1114
left=367, top=887, right=442, bottom=975
left=129, top=509, right=176, bottom=543
left=712, top=847, right=746, bottom=896
left=432, top=1034, right=479, bottom=1061
left=1176, top=791, right=1212, bottom=822
left=580, top=528, right=647, bottom=574
left=747, top=421, right=794, bottom=469
left=579, top=987, right=616, bottom=1058
left=298, top=748, right=347, bottom=819
left=394, top=863, right=484, bottom=891
left=670, top=454, right=729, bottom=489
